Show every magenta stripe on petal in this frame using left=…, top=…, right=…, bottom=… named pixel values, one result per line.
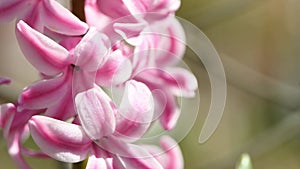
left=18, top=73, right=70, bottom=110
left=159, top=136, right=184, bottom=169
left=41, top=0, right=88, bottom=35
left=29, top=115, right=91, bottom=163
left=16, top=20, right=70, bottom=75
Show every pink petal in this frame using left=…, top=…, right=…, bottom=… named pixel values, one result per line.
left=0, top=0, right=29, bottom=23
left=16, top=20, right=70, bottom=75
left=123, top=0, right=180, bottom=16
left=155, top=22, right=186, bottom=67
left=44, top=88, right=75, bottom=120
left=151, top=0, right=181, bottom=14
left=41, top=0, right=88, bottom=35
left=0, top=103, right=16, bottom=137
left=98, top=137, right=163, bottom=169
left=165, top=67, right=198, bottom=98
left=122, top=0, right=147, bottom=15
left=143, top=136, right=184, bottom=169
left=74, top=28, right=110, bottom=72
left=134, top=69, right=185, bottom=130
left=7, top=131, right=31, bottom=169
left=95, top=50, right=132, bottom=87
left=84, top=0, right=112, bottom=30
left=9, top=109, right=41, bottom=135
left=158, top=136, right=183, bottom=169
left=96, top=0, right=130, bottom=19
left=72, top=68, right=96, bottom=94
left=137, top=68, right=197, bottom=97
left=18, top=72, right=70, bottom=111
left=59, top=37, right=82, bottom=51
left=112, top=156, right=126, bottom=169
left=75, top=86, right=116, bottom=140
left=115, top=80, right=153, bottom=142
left=113, top=22, right=146, bottom=46
left=0, top=77, right=11, bottom=85
left=138, top=16, right=186, bottom=67
left=159, top=94, right=180, bottom=130
left=86, top=156, right=113, bottom=169
left=29, top=115, right=92, bottom=163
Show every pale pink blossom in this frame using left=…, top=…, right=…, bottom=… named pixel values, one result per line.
left=28, top=115, right=183, bottom=169
left=86, top=3, right=197, bottom=130
left=126, top=16, right=198, bottom=130
left=15, top=20, right=110, bottom=114
left=0, top=20, right=112, bottom=168
left=27, top=80, right=176, bottom=168
left=0, top=1, right=196, bottom=168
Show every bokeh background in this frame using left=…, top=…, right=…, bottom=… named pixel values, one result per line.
left=1, top=0, right=300, bottom=168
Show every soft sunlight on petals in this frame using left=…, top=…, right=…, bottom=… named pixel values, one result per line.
left=86, top=156, right=112, bottom=169
left=75, top=86, right=116, bottom=140
left=115, top=80, right=153, bottom=141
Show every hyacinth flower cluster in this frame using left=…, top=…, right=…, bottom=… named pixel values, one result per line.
left=0, top=0, right=198, bottom=169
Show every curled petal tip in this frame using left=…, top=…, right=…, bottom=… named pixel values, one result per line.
left=16, top=20, right=70, bottom=75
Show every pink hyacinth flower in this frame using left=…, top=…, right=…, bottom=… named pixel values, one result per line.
left=126, top=15, right=198, bottom=130
left=29, top=116, right=162, bottom=169
left=15, top=20, right=111, bottom=114
left=29, top=114, right=180, bottom=169
left=28, top=79, right=169, bottom=168
left=30, top=116, right=183, bottom=168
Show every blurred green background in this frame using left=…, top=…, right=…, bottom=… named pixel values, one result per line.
left=1, top=0, right=300, bottom=168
